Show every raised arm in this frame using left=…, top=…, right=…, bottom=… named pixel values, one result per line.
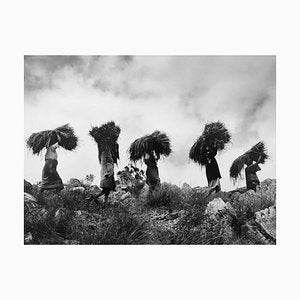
left=51, top=142, right=59, bottom=150
left=257, top=154, right=262, bottom=164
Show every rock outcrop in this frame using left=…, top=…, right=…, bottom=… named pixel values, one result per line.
left=254, top=205, right=276, bottom=242
left=24, top=176, right=276, bottom=245
left=24, top=179, right=33, bottom=195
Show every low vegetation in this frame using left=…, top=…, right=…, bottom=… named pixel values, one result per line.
left=24, top=166, right=276, bottom=245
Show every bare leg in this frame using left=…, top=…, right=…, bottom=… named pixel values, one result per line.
left=208, top=178, right=221, bottom=195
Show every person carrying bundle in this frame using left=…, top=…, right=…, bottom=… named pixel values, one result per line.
left=89, top=121, right=120, bottom=204
left=204, top=145, right=222, bottom=193
left=40, top=141, right=64, bottom=192
left=98, top=148, right=116, bottom=202
left=230, top=141, right=268, bottom=192
left=129, top=130, right=171, bottom=192
left=189, top=121, right=231, bottom=194
left=144, top=152, right=160, bottom=191
left=245, top=155, right=262, bottom=192
left=26, top=124, right=78, bottom=194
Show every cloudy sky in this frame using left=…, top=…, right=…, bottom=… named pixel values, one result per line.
left=24, top=55, right=276, bottom=191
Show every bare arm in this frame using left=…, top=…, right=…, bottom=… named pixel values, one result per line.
left=51, top=142, right=59, bottom=150
left=255, top=155, right=262, bottom=164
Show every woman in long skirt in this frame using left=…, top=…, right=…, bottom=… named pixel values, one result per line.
left=95, top=149, right=116, bottom=204
left=205, top=146, right=221, bottom=193
left=40, top=142, right=64, bottom=192
left=245, top=155, right=262, bottom=192
left=144, top=152, right=160, bottom=191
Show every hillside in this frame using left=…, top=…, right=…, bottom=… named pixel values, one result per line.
left=24, top=165, right=276, bottom=245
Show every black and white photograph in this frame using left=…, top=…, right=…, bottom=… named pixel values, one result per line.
left=2, top=1, right=300, bottom=299
left=24, top=55, right=276, bottom=245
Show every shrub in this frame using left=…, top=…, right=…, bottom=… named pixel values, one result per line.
left=84, top=174, right=95, bottom=186
left=230, top=190, right=275, bottom=234
left=60, top=189, right=86, bottom=210
left=146, top=182, right=185, bottom=210
left=69, top=205, right=151, bottom=244
left=24, top=207, right=73, bottom=244
left=117, top=164, right=146, bottom=198
left=171, top=189, right=236, bottom=244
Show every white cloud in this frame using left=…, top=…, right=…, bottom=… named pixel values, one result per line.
left=24, top=55, right=276, bottom=190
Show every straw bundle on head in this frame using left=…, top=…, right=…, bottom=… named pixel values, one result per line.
left=248, top=141, right=269, bottom=163
left=89, top=121, right=121, bottom=164
left=230, top=141, right=269, bottom=182
left=129, top=130, right=171, bottom=162
left=189, top=121, right=231, bottom=166
left=26, top=124, right=78, bottom=155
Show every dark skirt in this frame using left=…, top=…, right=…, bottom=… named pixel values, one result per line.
left=245, top=163, right=260, bottom=191
left=100, top=174, right=116, bottom=191
left=246, top=180, right=260, bottom=192
left=40, top=159, right=64, bottom=191
left=146, top=165, right=160, bottom=190
left=205, top=157, right=221, bottom=184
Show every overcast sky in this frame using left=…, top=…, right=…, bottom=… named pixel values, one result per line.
left=24, top=55, right=276, bottom=191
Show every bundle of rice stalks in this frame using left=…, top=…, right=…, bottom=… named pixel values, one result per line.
left=248, top=141, right=269, bottom=163
left=89, top=121, right=121, bottom=164
left=26, top=124, right=78, bottom=155
left=230, top=141, right=269, bottom=181
left=129, top=130, right=171, bottom=162
left=189, top=121, right=231, bottom=165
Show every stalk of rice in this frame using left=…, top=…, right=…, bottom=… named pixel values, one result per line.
left=89, top=121, right=121, bottom=164
left=230, top=141, right=269, bottom=182
left=129, top=130, right=171, bottom=162
left=189, top=121, right=231, bottom=166
left=26, top=124, right=78, bottom=155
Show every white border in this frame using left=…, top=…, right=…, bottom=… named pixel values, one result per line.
left=1, top=0, right=300, bottom=299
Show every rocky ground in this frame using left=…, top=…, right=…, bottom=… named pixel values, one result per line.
left=24, top=167, right=276, bottom=245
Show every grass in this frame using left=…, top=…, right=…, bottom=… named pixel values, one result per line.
left=68, top=204, right=151, bottom=245
left=25, top=173, right=276, bottom=245
left=145, top=182, right=185, bottom=211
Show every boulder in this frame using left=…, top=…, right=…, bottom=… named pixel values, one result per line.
left=243, top=222, right=274, bottom=245
left=225, top=202, right=237, bottom=217
left=120, top=192, right=131, bottom=201
left=70, top=186, right=85, bottom=193
left=205, top=198, right=227, bottom=217
left=24, top=180, right=33, bottom=195
left=254, top=205, right=276, bottom=241
left=86, top=185, right=101, bottom=197
left=229, top=178, right=276, bottom=217
left=200, top=197, right=237, bottom=244
left=24, top=193, right=39, bottom=214
left=182, top=183, right=192, bottom=194
left=139, top=184, right=150, bottom=200
left=68, top=178, right=83, bottom=188
left=24, top=192, right=37, bottom=203
left=256, top=178, right=276, bottom=203
left=24, top=232, right=33, bottom=244
left=24, top=197, right=49, bottom=222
